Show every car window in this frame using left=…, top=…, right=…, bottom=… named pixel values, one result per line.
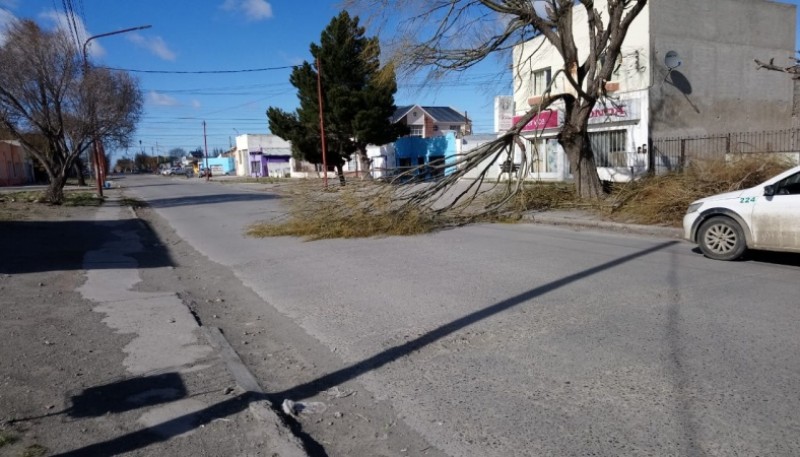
left=776, top=172, right=800, bottom=195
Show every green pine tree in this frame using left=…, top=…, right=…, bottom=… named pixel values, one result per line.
left=267, top=11, right=406, bottom=184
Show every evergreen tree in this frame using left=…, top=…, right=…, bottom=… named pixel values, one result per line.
left=267, top=11, right=405, bottom=184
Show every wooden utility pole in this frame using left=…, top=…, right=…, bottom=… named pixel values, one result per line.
left=316, top=57, right=328, bottom=188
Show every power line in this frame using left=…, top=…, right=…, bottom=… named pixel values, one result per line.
left=100, top=65, right=300, bottom=74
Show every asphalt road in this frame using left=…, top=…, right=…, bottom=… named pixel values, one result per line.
left=123, top=174, right=800, bottom=456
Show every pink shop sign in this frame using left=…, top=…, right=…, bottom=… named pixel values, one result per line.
left=513, top=110, right=560, bottom=132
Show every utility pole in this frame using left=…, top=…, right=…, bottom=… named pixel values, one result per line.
left=316, top=57, right=328, bottom=188
left=203, top=121, right=210, bottom=181
left=82, top=25, right=152, bottom=196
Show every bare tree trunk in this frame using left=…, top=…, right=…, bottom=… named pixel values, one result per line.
left=335, top=163, right=346, bottom=186
left=73, top=157, right=87, bottom=186
left=44, top=172, right=68, bottom=204
left=560, top=128, right=605, bottom=199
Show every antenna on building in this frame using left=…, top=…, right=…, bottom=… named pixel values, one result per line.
left=665, top=51, right=682, bottom=70
left=664, top=50, right=682, bottom=82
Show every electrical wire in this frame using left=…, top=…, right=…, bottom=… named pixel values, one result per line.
left=99, top=65, right=300, bottom=74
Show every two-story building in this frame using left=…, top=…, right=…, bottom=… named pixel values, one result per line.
left=509, top=0, right=796, bottom=182
left=391, top=105, right=471, bottom=138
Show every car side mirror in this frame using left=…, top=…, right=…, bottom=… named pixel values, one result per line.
left=763, top=185, right=775, bottom=197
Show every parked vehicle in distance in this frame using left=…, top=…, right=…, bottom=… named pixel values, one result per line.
left=683, top=164, right=800, bottom=260
left=161, top=166, right=185, bottom=176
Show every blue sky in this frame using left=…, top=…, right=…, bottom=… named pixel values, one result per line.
left=1, top=0, right=798, bottom=161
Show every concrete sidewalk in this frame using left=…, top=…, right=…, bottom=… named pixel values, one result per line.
left=0, top=191, right=308, bottom=457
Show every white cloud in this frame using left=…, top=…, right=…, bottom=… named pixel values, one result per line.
left=221, top=0, right=273, bottom=21
left=127, top=33, right=176, bottom=61
left=191, top=100, right=202, bottom=109
left=38, top=9, right=105, bottom=58
left=148, top=91, right=180, bottom=107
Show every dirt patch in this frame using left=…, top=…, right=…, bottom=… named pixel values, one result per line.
left=0, top=194, right=293, bottom=456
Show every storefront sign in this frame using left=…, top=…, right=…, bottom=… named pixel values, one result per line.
left=587, top=98, right=641, bottom=124
left=495, top=96, right=514, bottom=133
left=513, top=109, right=560, bottom=132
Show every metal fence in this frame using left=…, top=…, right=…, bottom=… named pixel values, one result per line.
left=652, top=129, right=800, bottom=173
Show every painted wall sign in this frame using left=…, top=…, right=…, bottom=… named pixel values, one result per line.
left=587, top=98, right=641, bottom=124
left=513, top=109, right=560, bottom=132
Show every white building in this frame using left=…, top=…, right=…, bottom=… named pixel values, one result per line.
left=509, top=0, right=796, bottom=182
left=232, top=134, right=292, bottom=177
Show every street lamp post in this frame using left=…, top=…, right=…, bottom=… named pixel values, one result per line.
left=82, top=25, right=152, bottom=196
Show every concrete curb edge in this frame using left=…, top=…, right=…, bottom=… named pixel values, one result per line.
left=203, top=326, right=310, bottom=457
left=521, top=213, right=684, bottom=239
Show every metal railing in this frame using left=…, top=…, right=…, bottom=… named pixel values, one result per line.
left=652, top=129, right=800, bottom=173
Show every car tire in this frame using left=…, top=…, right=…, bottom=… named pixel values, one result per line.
left=697, top=216, right=747, bottom=261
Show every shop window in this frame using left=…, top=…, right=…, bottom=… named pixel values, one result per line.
left=589, top=130, right=628, bottom=167
left=527, top=138, right=559, bottom=174
left=532, top=67, right=552, bottom=95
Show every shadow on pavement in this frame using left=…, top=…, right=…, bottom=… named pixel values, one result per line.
left=68, top=372, right=187, bottom=418
left=0, top=218, right=174, bottom=274
left=48, top=241, right=679, bottom=457
left=144, top=193, right=279, bottom=209
left=689, top=247, right=800, bottom=267
left=7, top=373, right=188, bottom=424
left=270, top=240, right=679, bottom=402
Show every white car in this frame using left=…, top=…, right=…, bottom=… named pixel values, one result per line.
left=683, top=164, right=800, bottom=260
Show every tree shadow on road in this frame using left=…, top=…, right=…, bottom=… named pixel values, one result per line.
left=143, top=193, right=280, bottom=209
left=0, top=218, right=174, bottom=274
left=46, top=240, right=679, bottom=457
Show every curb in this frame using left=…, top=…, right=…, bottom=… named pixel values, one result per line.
left=522, top=213, right=684, bottom=239
left=112, top=191, right=310, bottom=457
left=203, top=327, right=310, bottom=457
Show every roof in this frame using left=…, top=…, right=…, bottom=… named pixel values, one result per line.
left=391, top=105, right=469, bottom=124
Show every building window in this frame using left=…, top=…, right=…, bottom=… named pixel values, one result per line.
left=532, top=67, right=552, bottom=95
left=410, top=126, right=423, bottom=137
left=449, top=125, right=460, bottom=132
left=589, top=130, right=628, bottom=167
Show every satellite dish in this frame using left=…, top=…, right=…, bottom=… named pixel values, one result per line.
left=665, top=51, right=682, bottom=70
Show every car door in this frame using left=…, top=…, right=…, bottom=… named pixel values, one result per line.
left=750, top=171, right=800, bottom=252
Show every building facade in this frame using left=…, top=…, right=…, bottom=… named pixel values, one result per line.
left=0, top=140, right=34, bottom=186
left=391, top=106, right=472, bottom=139
left=510, top=0, right=796, bottom=182
left=232, top=134, right=293, bottom=177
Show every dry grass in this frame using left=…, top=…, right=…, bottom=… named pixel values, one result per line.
left=607, top=155, right=795, bottom=226
left=0, top=189, right=105, bottom=220
left=498, top=181, right=581, bottom=213
left=246, top=180, right=458, bottom=240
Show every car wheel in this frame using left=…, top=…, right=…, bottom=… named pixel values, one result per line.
left=697, top=216, right=747, bottom=261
